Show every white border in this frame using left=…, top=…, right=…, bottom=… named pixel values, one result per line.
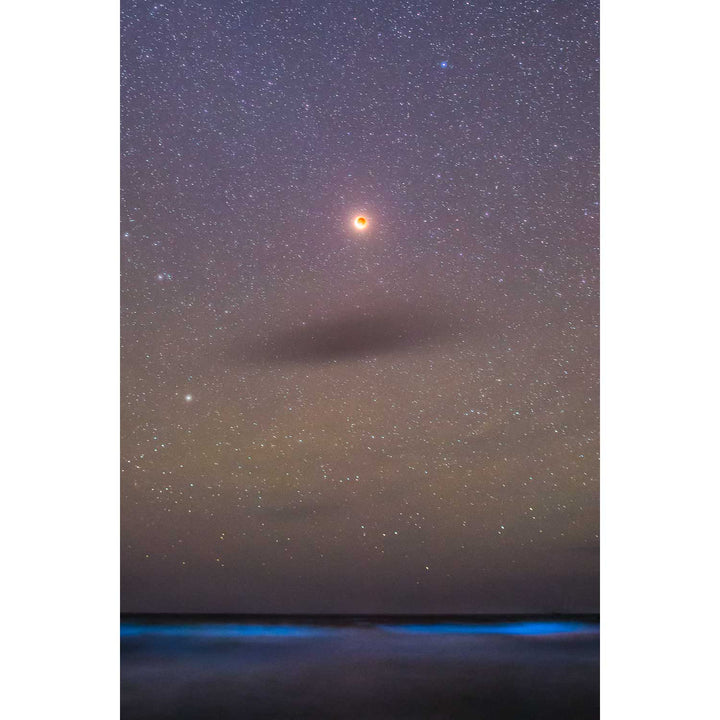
left=2, top=0, right=719, bottom=717
left=602, top=0, right=718, bottom=716
left=3, top=2, right=119, bottom=718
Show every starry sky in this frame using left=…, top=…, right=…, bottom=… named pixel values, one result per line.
left=121, top=0, right=598, bottom=614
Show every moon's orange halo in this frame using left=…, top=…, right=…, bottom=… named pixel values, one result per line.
left=354, top=216, right=368, bottom=229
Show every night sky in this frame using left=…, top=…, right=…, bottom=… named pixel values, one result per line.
left=121, top=0, right=598, bottom=613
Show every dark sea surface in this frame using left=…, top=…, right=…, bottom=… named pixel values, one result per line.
left=121, top=615, right=599, bottom=719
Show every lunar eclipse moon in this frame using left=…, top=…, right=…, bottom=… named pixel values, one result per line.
left=353, top=215, right=368, bottom=230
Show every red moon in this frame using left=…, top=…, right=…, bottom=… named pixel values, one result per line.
left=354, top=216, right=368, bottom=229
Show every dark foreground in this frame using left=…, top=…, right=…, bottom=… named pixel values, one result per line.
left=122, top=615, right=599, bottom=720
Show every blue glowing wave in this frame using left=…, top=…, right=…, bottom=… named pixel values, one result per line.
left=121, top=624, right=332, bottom=639
left=121, top=619, right=598, bottom=640
left=380, top=621, right=598, bottom=636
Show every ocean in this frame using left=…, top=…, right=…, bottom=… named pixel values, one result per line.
left=121, top=615, right=599, bottom=719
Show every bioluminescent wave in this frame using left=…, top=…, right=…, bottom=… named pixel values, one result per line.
left=380, top=621, right=598, bottom=636
left=121, top=619, right=598, bottom=640
left=121, top=624, right=333, bottom=639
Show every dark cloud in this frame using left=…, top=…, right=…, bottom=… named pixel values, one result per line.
left=234, top=305, right=461, bottom=365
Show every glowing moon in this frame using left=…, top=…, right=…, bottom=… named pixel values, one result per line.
left=353, top=216, right=368, bottom=230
